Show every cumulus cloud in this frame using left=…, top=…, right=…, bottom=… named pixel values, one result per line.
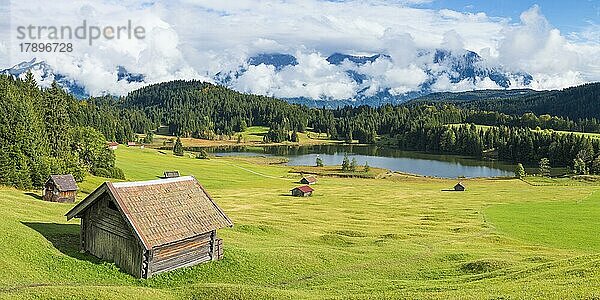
left=2, top=0, right=599, bottom=98
left=233, top=52, right=358, bottom=99
left=498, top=5, right=599, bottom=87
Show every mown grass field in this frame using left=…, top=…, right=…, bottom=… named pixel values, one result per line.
left=1, top=146, right=600, bottom=299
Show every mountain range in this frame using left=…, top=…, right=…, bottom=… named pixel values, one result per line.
left=2, top=49, right=533, bottom=107
left=0, top=58, right=145, bottom=99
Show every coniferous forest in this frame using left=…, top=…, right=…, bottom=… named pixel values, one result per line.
left=2, top=75, right=600, bottom=188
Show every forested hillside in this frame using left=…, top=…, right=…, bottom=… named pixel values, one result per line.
left=123, top=81, right=310, bottom=138
left=2, top=75, right=600, bottom=189
left=411, top=83, right=600, bottom=120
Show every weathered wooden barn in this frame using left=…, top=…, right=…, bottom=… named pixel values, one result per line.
left=162, top=170, right=180, bottom=178
left=291, top=185, right=314, bottom=197
left=43, top=175, right=78, bottom=203
left=300, top=176, right=317, bottom=185
left=454, top=182, right=466, bottom=191
left=65, top=176, right=233, bottom=278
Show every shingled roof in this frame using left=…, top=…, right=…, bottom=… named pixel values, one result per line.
left=292, top=185, right=314, bottom=193
left=48, top=175, right=78, bottom=191
left=65, top=176, right=233, bottom=249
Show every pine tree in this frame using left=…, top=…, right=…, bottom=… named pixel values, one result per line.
left=592, top=156, right=600, bottom=175
left=350, top=158, right=357, bottom=172
left=290, top=131, right=299, bottom=142
left=573, top=158, right=588, bottom=175
left=316, top=157, right=323, bottom=167
left=538, top=158, right=551, bottom=177
left=173, top=136, right=184, bottom=156
left=341, top=153, right=350, bottom=171
left=515, top=163, right=525, bottom=178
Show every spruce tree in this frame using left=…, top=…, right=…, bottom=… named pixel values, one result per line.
left=538, top=158, right=551, bottom=177
left=350, top=158, right=357, bottom=172
left=173, top=136, right=184, bottom=156
left=341, top=153, right=350, bottom=171
left=515, top=163, right=525, bottom=178
left=316, top=157, right=324, bottom=167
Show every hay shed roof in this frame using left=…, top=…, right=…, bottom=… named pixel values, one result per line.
left=66, top=176, right=233, bottom=250
left=48, top=175, right=78, bottom=191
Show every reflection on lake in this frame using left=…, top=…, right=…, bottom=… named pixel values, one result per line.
left=210, top=145, right=516, bottom=178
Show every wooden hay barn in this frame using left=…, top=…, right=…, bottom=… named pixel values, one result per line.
left=162, top=170, right=180, bottom=178
left=300, top=176, right=317, bottom=185
left=454, top=182, right=466, bottom=191
left=107, top=142, right=119, bottom=150
left=291, top=185, right=314, bottom=197
left=127, top=142, right=136, bottom=147
left=43, top=175, right=78, bottom=203
left=65, top=176, right=233, bottom=278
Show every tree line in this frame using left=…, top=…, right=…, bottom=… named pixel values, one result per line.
left=3, top=76, right=600, bottom=189
left=0, top=74, right=123, bottom=188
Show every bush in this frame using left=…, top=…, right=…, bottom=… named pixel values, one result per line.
left=109, top=167, right=125, bottom=179
left=92, top=167, right=111, bottom=178
left=92, top=167, right=125, bottom=179
left=196, top=149, right=209, bottom=159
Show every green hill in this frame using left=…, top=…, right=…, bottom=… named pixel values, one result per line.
left=410, top=82, right=600, bottom=120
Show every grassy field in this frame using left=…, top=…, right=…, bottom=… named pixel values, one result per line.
left=1, top=146, right=600, bottom=299
left=143, top=126, right=336, bottom=149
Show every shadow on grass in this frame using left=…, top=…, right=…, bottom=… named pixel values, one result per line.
left=24, top=192, right=43, bottom=201
left=21, top=222, right=103, bottom=264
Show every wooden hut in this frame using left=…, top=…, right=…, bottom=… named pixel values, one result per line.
left=65, top=176, right=233, bottom=278
left=291, top=185, right=314, bottom=197
left=454, top=182, right=466, bottom=191
left=107, top=142, right=119, bottom=150
left=162, top=171, right=180, bottom=178
left=127, top=142, right=136, bottom=147
left=43, top=175, right=78, bottom=203
left=299, top=176, right=317, bottom=185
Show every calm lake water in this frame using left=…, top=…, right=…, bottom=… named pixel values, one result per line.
left=209, top=145, right=516, bottom=178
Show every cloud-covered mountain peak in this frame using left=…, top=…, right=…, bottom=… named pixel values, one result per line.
left=212, top=49, right=534, bottom=106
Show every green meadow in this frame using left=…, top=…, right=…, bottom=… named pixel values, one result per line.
left=1, top=146, right=600, bottom=299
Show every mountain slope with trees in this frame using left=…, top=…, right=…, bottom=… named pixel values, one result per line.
left=2, top=76, right=600, bottom=188
left=410, top=83, right=600, bottom=120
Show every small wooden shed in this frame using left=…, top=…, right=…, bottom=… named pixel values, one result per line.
left=43, top=175, right=78, bottom=203
left=291, top=185, right=314, bottom=197
left=454, top=182, right=466, bottom=191
left=127, top=142, right=136, bottom=147
left=163, top=171, right=180, bottom=178
left=107, top=142, right=119, bottom=150
left=65, top=176, right=233, bottom=278
left=300, top=176, right=317, bottom=185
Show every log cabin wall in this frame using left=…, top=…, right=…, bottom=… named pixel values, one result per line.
left=57, top=191, right=76, bottom=203
left=149, top=230, right=217, bottom=276
left=81, top=194, right=143, bottom=278
left=43, top=189, right=76, bottom=203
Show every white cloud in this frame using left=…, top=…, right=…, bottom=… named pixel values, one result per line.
left=3, top=0, right=599, bottom=98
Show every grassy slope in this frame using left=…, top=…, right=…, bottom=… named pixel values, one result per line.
left=145, top=126, right=336, bottom=149
left=1, top=146, right=600, bottom=299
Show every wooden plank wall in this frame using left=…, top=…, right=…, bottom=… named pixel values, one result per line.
left=149, top=230, right=215, bottom=275
left=82, top=195, right=143, bottom=278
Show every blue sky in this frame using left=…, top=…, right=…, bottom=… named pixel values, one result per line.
left=419, top=0, right=599, bottom=34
